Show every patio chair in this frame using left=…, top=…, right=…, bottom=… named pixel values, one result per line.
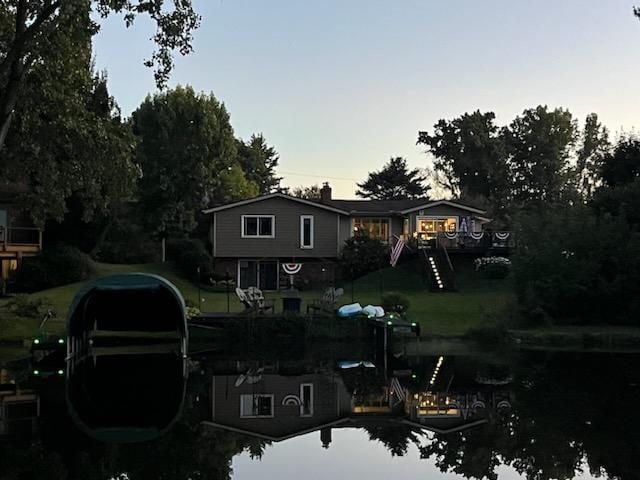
left=307, top=287, right=342, bottom=315
left=245, top=286, right=275, bottom=314
left=235, top=288, right=253, bottom=310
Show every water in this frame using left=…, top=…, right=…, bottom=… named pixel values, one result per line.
left=2, top=343, right=639, bottom=480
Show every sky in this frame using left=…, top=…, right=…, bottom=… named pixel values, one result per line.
left=92, top=0, right=640, bottom=198
left=231, top=428, right=600, bottom=479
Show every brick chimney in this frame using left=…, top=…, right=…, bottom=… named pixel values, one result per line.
left=320, top=182, right=332, bottom=202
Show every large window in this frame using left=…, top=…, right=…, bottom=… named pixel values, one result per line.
left=352, top=218, right=390, bottom=242
left=416, top=217, right=458, bottom=239
left=241, top=215, right=275, bottom=238
left=240, top=394, right=274, bottom=418
left=300, top=215, right=314, bottom=249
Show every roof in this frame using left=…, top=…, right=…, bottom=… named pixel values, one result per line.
left=202, top=194, right=486, bottom=216
left=202, top=193, right=349, bottom=215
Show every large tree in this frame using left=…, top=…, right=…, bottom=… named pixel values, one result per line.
left=236, top=133, right=282, bottom=194
left=2, top=9, right=138, bottom=226
left=356, top=157, right=429, bottom=200
left=132, top=85, right=257, bottom=237
left=0, top=0, right=200, bottom=150
left=417, top=110, right=508, bottom=205
left=599, top=137, right=640, bottom=188
left=291, top=184, right=321, bottom=200
left=574, top=113, right=610, bottom=200
left=504, top=106, right=577, bottom=207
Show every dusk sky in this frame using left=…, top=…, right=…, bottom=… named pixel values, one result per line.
left=93, top=0, right=640, bottom=198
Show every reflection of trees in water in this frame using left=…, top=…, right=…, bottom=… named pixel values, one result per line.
left=372, top=353, right=640, bottom=480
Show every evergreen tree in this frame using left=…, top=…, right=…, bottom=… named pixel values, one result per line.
left=356, top=157, right=429, bottom=200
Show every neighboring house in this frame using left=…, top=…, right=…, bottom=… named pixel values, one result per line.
left=204, top=183, right=504, bottom=290
left=0, top=185, right=42, bottom=283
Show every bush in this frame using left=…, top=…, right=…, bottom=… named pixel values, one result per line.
left=13, top=244, right=95, bottom=292
left=339, top=233, right=387, bottom=280
left=474, top=256, right=512, bottom=279
left=166, top=238, right=212, bottom=282
left=95, top=221, right=159, bottom=264
left=6, top=294, right=53, bottom=318
left=381, top=292, right=411, bottom=315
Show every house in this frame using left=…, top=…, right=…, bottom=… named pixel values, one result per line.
left=0, top=184, right=42, bottom=284
left=203, top=183, right=508, bottom=290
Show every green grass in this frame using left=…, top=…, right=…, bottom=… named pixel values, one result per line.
left=0, top=257, right=514, bottom=342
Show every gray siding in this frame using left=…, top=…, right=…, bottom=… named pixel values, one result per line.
left=212, top=197, right=344, bottom=258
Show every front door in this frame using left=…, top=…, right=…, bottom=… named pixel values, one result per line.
left=258, top=261, right=278, bottom=290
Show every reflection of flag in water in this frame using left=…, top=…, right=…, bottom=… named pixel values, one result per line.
left=390, top=239, right=405, bottom=267
left=390, top=377, right=406, bottom=404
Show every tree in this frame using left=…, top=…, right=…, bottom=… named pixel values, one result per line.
left=236, top=134, right=282, bottom=194
left=356, top=157, right=429, bottom=200
left=0, top=0, right=200, bottom=150
left=417, top=111, right=508, bottom=203
left=599, top=137, right=640, bottom=188
left=504, top=106, right=577, bottom=207
left=132, top=85, right=256, bottom=237
left=574, top=113, right=610, bottom=200
left=291, top=184, right=321, bottom=200
left=2, top=10, right=138, bottom=226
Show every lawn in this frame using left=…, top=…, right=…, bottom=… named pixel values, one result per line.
left=0, top=256, right=514, bottom=340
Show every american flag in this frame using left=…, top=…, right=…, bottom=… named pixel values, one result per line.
left=390, top=238, right=405, bottom=267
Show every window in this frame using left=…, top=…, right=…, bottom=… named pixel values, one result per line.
left=352, top=218, right=390, bottom=242
left=241, top=215, right=275, bottom=238
left=300, top=383, right=314, bottom=417
left=300, top=215, right=314, bottom=249
left=240, top=394, right=274, bottom=417
left=416, top=217, right=458, bottom=239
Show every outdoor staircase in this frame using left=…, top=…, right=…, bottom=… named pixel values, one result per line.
left=424, top=250, right=455, bottom=292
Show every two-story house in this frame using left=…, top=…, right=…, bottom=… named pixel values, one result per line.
left=0, top=184, right=42, bottom=284
left=203, top=183, right=496, bottom=290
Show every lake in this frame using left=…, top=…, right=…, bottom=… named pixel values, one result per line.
left=2, top=340, right=639, bottom=480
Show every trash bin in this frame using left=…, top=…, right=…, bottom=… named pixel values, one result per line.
left=281, top=289, right=301, bottom=314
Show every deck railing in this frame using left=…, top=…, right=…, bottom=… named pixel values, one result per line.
left=0, top=226, right=42, bottom=249
left=398, top=231, right=514, bottom=250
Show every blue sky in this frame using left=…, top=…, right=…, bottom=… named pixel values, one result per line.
left=93, top=0, right=640, bottom=198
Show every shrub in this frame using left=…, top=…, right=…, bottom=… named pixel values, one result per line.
left=339, top=233, right=387, bottom=280
left=6, top=294, right=53, bottom=318
left=13, top=244, right=95, bottom=292
left=474, top=256, right=512, bottom=279
left=381, top=292, right=411, bottom=315
left=96, top=221, right=159, bottom=264
left=166, top=238, right=212, bottom=282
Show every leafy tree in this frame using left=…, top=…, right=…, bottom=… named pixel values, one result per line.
left=291, top=184, right=321, bottom=200
left=0, top=0, right=200, bottom=150
left=599, top=137, right=640, bottom=188
left=356, top=157, right=429, bottom=200
left=504, top=106, right=578, bottom=207
left=339, top=232, right=388, bottom=280
left=132, top=85, right=256, bottom=237
left=236, top=134, right=282, bottom=194
left=417, top=111, right=508, bottom=204
left=574, top=113, right=610, bottom=200
left=2, top=11, right=138, bottom=226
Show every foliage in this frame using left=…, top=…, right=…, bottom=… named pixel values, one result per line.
left=339, top=233, right=388, bottom=280
left=0, top=1, right=200, bottom=150
left=381, top=292, right=411, bottom=314
left=166, top=238, right=213, bottom=282
left=573, top=113, right=610, bottom=200
left=236, top=134, right=282, bottom=194
left=291, top=184, right=321, bottom=200
left=513, top=205, right=640, bottom=325
left=356, top=157, right=429, bottom=200
left=5, top=294, right=52, bottom=318
left=13, top=244, right=95, bottom=292
left=599, top=137, right=640, bottom=188
left=94, top=218, right=160, bottom=264
left=133, top=85, right=255, bottom=236
left=2, top=10, right=138, bottom=226
left=474, top=257, right=512, bottom=279
left=504, top=105, right=578, bottom=207
left=417, top=110, right=508, bottom=203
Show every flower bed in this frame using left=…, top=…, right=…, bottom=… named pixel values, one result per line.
left=474, top=256, right=512, bottom=279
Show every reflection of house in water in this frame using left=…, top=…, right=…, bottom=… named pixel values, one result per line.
left=201, top=356, right=512, bottom=445
left=0, top=370, right=39, bottom=439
